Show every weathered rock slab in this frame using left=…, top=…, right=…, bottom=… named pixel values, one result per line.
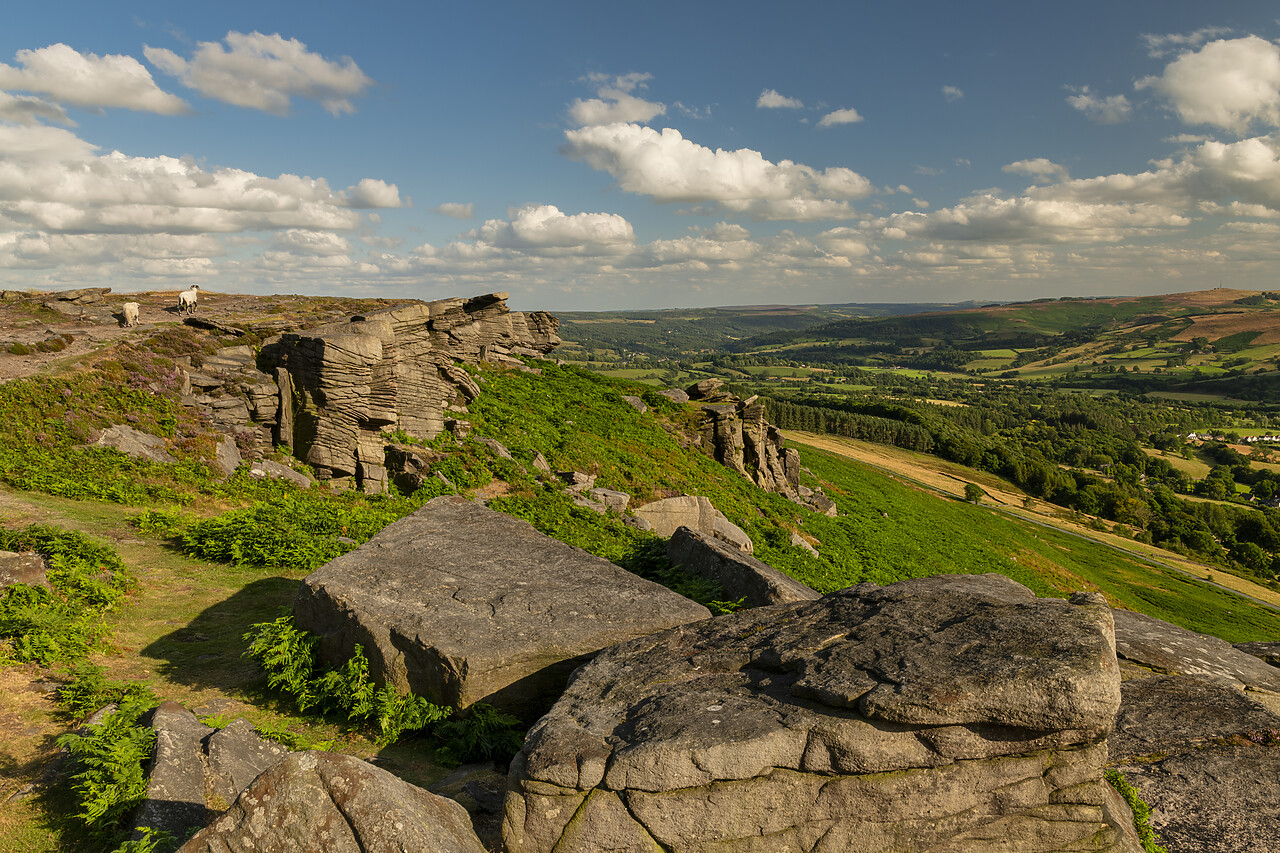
left=248, top=458, right=314, bottom=489
left=1112, top=608, right=1280, bottom=693
left=503, top=574, right=1135, bottom=853
left=93, top=424, right=175, bottom=464
left=632, top=495, right=753, bottom=553
left=667, top=526, right=819, bottom=606
left=0, top=550, right=47, bottom=590
left=178, top=752, right=486, bottom=853
left=293, top=495, right=710, bottom=718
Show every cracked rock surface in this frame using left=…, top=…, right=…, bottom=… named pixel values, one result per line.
left=177, top=751, right=486, bottom=853
left=294, top=495, right=711, bottom=719
left=503, top=573, right=1140, bottom=853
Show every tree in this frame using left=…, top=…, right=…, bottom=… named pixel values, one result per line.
left=964, top=483, right=985, bottom=503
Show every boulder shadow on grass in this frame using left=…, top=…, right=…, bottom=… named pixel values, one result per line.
left=139, top=577, right=302, bottom=701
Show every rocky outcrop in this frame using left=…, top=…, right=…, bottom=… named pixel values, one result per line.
left=667, top=526, right=819, bottom=606
left=256, top=293, right=558, bottom=491
left=631, top=495, right=754, bottom=553
left=503, top=574, right=1139, bottom=853
left=1108, top=609, right=1280, bottom=852
left=131, top=704, right=289, bottom=843
left=686, top=380, right=804, bottom=505
left=293, top=495, right=710, bottom=719
left=178, top=752, right=486, bottom=853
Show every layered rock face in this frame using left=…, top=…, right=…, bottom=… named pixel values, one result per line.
left=258, top=293, right=558, bottom=491
left=502, top=574, right=1141, bottom=853
left=293, top=495, right=710, bottom=719
left=688, top=379, right=800, bottom=499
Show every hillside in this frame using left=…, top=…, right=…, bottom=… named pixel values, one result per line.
left=0, top=288, right=1277, bottom=850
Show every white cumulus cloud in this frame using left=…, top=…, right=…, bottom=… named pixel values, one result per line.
left=1066, top=86, right=1132, bottom=124
left=1137, top=36, right=1280, bottom=133
left=942, top=86, right=964, bottom=102
left=818, top=108, right=863, bottom=128
left=757, top=89, right=804, bottom=109
left=345, top=178, right=403, bottom=208
left=0, top=91, right=70, bottom=125
left=561, top=123, right=873, bottom=220
left=474, top=204, right=634, bottom=255
left=145, top=31, right=372, bottom=115
left=1003, top=158, right=1070, bottom=183
left=1141, top=27, right=1234, bottom=58
left=568, top=72, right=665, bottom=127
left=433, top=202, right=474, bottom=219
left=0, top=43, right=188, bottom=114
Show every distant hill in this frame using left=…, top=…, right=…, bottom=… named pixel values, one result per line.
left=555, top=301, right=984, bottom=357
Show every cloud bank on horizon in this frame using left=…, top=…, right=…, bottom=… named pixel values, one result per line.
left=3, top=3, right=1280, bottom=310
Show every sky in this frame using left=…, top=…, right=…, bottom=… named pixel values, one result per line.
left=4, top=2, right=1280, bottom=311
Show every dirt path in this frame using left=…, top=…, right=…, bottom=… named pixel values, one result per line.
left=785, top=430, right=1280, bottom=611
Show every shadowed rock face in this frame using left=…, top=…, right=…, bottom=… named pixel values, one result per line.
left=503, top=574, right=1139, bottom=853
left=177, top=752, right=486, bottom=853
left=260, top=293, right=559, bottom=491
left=293, top=495, right=710, bottom=720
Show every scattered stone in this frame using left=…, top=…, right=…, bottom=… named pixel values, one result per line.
left=178, top=752, right=487, bottom=853
left=248, top=458, right=314, bottom=489
left=587, top=487, right=630, bottom=513
left=807, top=492, right=838, bottom=517
left=445, top=418, right=473, bottom=439
left=571, top=495, right=607, bottom=514
left=621, top=395, right=647, bottom=413
left=48, top=287, right=110, bottom=304
left=293, top=496, right=709, bottom=718
left=93, top=424, right=175, bottom=464
left=657, top=388, right=689, bottom=404
left=668, top=526, right=820, bottom=606
left=531, top=450, right=551, bottom=473
left=789, top=530, right=819, bottom=556
left=0, top=551, right=48, bottom=590
left=556, top=471, right=596, bottom=492
left=503, top=574, right=1134, bottom=853
left=181, top=317, right=247, bottom=336
left=620, top=514, right=652, bottom=532
left=476, top=437, right=513, bottom=459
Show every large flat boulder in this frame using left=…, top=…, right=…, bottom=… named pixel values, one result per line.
left=293, top=495, right=710, bottom=719
left=503, top=575, right=1139, bottom=853
left=178, top=752, right=486, bottom=853
left=1112, top=608, right=1280, bottom=693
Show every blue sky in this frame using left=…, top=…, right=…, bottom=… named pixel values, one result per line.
left=3, top=2, right=1280, bottom=310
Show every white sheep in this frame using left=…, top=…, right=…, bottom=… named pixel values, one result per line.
left=178, top=285, right=199, bottom=315
left=122, top=302, right=140, bottom=328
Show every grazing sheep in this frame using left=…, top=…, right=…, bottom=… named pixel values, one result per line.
left=178, top=285, right=199, bottom=315
left=122, top=302, right=140, bottom=328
